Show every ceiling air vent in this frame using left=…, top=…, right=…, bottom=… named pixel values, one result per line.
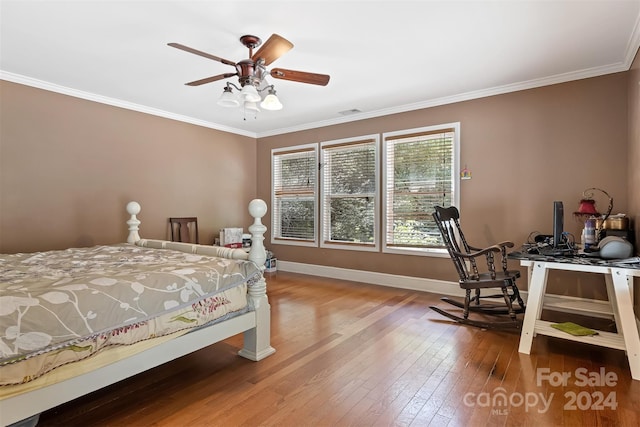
left=338, top=108, right=361, bottom=116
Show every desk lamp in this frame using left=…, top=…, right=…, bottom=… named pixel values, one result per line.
left=573, top=187, right=613, bottom=242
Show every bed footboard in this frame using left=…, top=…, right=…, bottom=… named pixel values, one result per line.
left=126, top=199, right=275, bottom=361
left=128, top=199, right=275, bottom=361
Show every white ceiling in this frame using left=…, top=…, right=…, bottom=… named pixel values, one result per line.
left=1, top=1, right=639, bottom=138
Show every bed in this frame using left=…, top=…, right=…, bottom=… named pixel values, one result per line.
left=0, top=199, right=275, bottom=427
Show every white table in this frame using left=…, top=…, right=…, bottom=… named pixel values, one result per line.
left=516, top=258, right=640, bottom=381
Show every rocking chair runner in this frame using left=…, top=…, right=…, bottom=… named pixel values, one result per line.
left=431, top=206, right=525, bottom=329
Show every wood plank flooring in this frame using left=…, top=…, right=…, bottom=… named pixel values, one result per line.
left=37, top=271, right=640, bottom=426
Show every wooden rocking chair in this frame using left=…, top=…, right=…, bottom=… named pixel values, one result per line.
left=430, top=206, right=525, bottom=329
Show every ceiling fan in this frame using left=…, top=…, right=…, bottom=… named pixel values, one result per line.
left=168, top=34, right=330, bottom=111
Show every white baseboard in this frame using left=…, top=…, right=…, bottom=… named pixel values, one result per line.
left=277, top=260, right=466, bottom=297
left=276, top=260, right=615, bottom=319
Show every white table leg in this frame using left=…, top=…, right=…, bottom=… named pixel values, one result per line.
left=519, top=262, right=549, bottom=354
left=610, top=269, right=640, bottom=381
left=604, top=274, right=623, bottom=335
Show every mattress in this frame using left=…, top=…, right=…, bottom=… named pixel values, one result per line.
left=0, top=244, right=261, bottom=386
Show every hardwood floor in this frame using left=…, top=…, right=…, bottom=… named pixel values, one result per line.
left=38, top=271, right=639, bottom=426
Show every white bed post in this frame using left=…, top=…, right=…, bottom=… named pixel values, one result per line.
left=239, top=199, right=276, bottom=361
left=247, top=199, right=268, bottom=270
left=126, top=201, right=142, bottom=244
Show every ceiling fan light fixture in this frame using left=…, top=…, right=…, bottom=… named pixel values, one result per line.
left=217, top=86, right=240, bottom=107
left=244, top=101, right=260, bottom=113
left=240, top=84, right=261, bottom=103
left=260, top=88, right=283, bottom=111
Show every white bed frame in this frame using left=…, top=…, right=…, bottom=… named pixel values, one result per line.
left=1, top=200, right=275, bottom=427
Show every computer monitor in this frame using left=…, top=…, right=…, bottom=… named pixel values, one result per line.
left=553, top=201, right=564, bottom=248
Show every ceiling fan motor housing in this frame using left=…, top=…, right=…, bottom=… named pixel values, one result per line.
left=237, top=59, right=259, bottom=86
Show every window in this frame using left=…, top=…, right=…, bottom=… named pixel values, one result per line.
left=271, top=144, right=318, bottom=246
left=320, top=135, right=379, bottom=251
left=270, top=123, right=460, bottom=254
left=382, top=123, right=460, bottom=255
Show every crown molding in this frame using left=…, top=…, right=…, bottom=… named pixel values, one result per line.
left=624, top=12, right=640, bottom=67
left=2, top=51, right=635, bottom=140
left=0, top=71, right=258, bottom=138
left=255, top=61, right=631, bottom=138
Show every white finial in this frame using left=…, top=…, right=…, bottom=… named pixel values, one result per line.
left=126, top=201, right=141, bottom=216
left=126, top=201, right=141, bottom=243
left=248, top=199, right=267, bottom=219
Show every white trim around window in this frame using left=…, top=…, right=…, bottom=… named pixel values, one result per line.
left=319, top=134, right=380, bottom=252
left=271, top=143, right=319, bottom=248
left=382, top=122, right=461, bottom=257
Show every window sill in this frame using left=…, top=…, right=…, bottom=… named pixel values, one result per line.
left=382, top=247, right=450, bottom=257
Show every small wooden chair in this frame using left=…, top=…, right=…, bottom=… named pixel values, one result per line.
left=431, top=206, right=525, bottom=329
left=169, top=217, right=199, bottom=244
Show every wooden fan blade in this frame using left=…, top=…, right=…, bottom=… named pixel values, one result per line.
left=251, top=34, right=293, bottom=66
left=270, top=68, right=330, bottom=86
left=185, top=73, right=237, bottom=86
left=168, top=43, right=236, bottom=67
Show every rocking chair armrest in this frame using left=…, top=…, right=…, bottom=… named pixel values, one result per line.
left=451, top=245, right=502, bottom=259
left=494, top=241, right=515, bottom=249
left=469, top=241, right=514, bottom=251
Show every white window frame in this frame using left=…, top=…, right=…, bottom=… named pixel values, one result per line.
left=319, top=134, right=380, bottom=252
left=382, top=122, right=461, bottom=257
left=271, top=143, right=319, bottom=248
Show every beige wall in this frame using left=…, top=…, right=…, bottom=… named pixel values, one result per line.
left=629, top=49, right=640, bottom=308
left=257, top=73, right=630, bottom=296
left=0, top=81, right=257, bottom=253
left=0, top=63, right=635, bottom=297
left=629, top=49, right=640, bottom=248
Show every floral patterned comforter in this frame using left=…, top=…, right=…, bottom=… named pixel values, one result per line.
left=0, top=244, right=261, bottom=384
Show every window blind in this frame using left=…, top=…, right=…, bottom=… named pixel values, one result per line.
left=384, top=128, right=455, bottom=248
left=272, top=147, right=317, bottom=241
left=321, top=138, right=377, bottom=245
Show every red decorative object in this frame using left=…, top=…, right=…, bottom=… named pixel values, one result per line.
left=573, top=187, right=613, bottom=223
left=576, top=199, right=599, bottom=215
